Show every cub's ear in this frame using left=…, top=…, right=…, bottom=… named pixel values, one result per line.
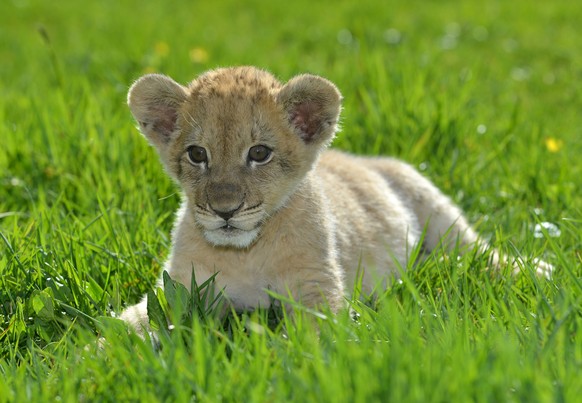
left=277, top=74, right=342, bottom=145
left=127, top=74, right=188, bottom=148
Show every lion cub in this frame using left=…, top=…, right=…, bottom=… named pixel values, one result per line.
left=121, top=66, right=552, bottom=331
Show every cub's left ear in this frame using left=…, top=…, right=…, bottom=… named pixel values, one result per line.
left=127, top=74, right=188, bottom=151
left=277, top=74, right=342, bottom=145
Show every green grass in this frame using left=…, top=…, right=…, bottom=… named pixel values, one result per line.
left=1, top=0, right=581, bottom=401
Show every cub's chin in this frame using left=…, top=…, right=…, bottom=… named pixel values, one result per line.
left=203, top=226, right=261, bottom=248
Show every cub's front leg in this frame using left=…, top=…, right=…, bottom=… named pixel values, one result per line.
left=276, top=262, right=347, bottom=316
left=119, top=262, right=346, bottom=336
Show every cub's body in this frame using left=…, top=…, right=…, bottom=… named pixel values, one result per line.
left=121, top=66, right=550, bottom=331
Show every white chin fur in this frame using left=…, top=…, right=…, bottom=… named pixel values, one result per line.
left=204, top=227, right=260, bottom=248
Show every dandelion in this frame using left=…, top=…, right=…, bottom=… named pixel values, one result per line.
left=154, top=41, right=170, bottom=57
left=511, top=67, right=530, bottom=81
left=189, top=47, right=209, bottom=64
left=534, top=222, right=561, bottom=238
left=337, top=29, right=353, bottom=45
left=383, top=28, right=402, bottom=45
left=544, top=137, right=563, bottom=152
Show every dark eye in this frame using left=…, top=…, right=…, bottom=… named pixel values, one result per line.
left=248, top=145, right=272, bottom=164
left=187, top=146, right=208, bottom=164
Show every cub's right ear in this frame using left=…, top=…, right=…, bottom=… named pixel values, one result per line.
left=277, top=74, right=342, bottom=147
left=127, top=74, right=188, bottom=148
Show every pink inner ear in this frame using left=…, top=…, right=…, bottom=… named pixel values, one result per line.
left=150, top=104, right=179, bottom=139
left=289, top=101, right=321, bottom=142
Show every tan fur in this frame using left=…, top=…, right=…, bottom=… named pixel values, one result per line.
left=121, top=66, right=552, bottom=332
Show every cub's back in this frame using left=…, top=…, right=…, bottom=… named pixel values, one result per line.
left=314, top=150, right=422, bottom=287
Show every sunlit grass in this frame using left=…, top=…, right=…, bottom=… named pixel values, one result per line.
left=1, top=0, right=581, bottom=400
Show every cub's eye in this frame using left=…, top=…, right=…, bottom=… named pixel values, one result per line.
left=187, top=146, right=208, bottom=165
left=248, top=145, right=272, bottom=164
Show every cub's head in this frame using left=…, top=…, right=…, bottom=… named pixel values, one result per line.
left=128, top=66, right=342, bottom=248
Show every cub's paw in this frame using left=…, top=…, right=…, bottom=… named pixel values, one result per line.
left=119, top=298, right=151, bottom=337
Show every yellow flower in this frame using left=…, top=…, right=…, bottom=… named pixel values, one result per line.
left=189, top=47, right=209, bottom=64
left=154, top=41, right=170, bottom=57
left=544, top=137, right=563, bottom=153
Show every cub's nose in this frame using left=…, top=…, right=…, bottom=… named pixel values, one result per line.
left=207, top=182, right=244, bottom=221
left=212, top=208, right=237, bottom=221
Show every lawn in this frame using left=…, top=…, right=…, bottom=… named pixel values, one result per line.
left=1, top=0, right=581, bottom=401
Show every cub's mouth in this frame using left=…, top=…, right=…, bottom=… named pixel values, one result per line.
left=192, top=201, right=266, bottom=248
left=195, top=206, right=265, bottom=248
left=218, top=224, right=240, bottom=233
left=214, top=221, right=263, bottom=236
left=204, top=224, right=261, bottom=248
